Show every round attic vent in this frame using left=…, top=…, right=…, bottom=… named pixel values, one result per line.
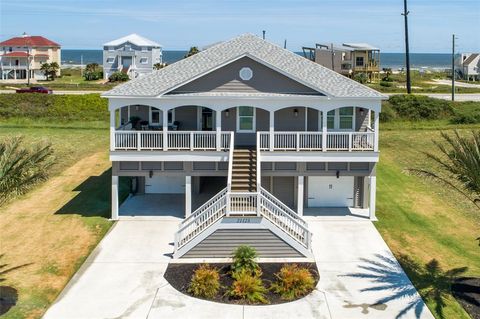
left=239, top=67, right=253, bottom=81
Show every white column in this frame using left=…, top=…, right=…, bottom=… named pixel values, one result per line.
left=374, top=111, right=380, bottom=152
left=185, top=176, right=192, bottom=218
left=216, top=109, right=221, bottom=151
left=322, top=111, right=327, bottom=152
left=111, top=175, right=119, bottom=220
left=110, top=109, right=116, bottom=151
left=163, top=109, right=168, bottom=151
left=269, top=110, right=274, bottom=151
left=369, top=174, right=377, bottom=221
left=297, top=176, right=304, bottom=216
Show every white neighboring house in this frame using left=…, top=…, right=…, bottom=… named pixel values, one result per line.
left=103, top=34, right=162, bottom=80
left=103, top=34, right=387, bottom=259
left=456, top=53, right=480, bottom=81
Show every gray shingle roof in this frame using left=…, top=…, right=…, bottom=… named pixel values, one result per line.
left=103, top=34, right=385, bottom=99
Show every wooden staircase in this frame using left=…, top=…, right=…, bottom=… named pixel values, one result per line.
left=231, top=148, right=257, bottom=192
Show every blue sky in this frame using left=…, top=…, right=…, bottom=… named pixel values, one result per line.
left=1, top=0, right=479, bottom=52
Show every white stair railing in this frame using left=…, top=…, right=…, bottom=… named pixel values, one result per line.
left=174, top=187, right=228, bottom=251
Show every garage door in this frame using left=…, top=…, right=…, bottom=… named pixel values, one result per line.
left=145, top=176, right=185, bottom=194
left=308, top=176, right=354, bottom=207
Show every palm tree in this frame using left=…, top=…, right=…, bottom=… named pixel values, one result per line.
left=40, top=62, right=51, bottom=80
left=410, top=130, right=480, bottom=209
left=0, top=136, right=54, bottom=205
left=184, top=46, right=200, bottom=58
left=49, top=62, right=60, bottom=79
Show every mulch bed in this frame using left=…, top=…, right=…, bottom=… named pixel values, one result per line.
left=164, top=262, right=319, bottom=305
left=451, top=277, right=480, bottom=319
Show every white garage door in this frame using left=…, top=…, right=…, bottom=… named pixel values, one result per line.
left=308, top=176, right=354, bottom=207
left=145, top=176, right=185, bottom=194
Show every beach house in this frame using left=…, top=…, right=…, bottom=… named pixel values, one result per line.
left=456, top=53, right=480, bottom=81
left=303, top=43, right=381, bottom=81
left=103, top=34, right=387, bottom=258
left=0, top=33, right=61, bottom=81
left=103, top=34, right=162, bottom=80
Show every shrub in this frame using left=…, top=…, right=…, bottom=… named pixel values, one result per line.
left=188, top=264, right=220, bottom=299
left=0, top=93, right=108, bottom=121
left=231, top=245, right=259, bottom=275
left=386, top=94, right=454, bottom=120
left=109, top=71, right=129, bottom=82
left=84, top=63, right=103, bottom=81
left=380, top=81, right=393, bottom=87
left=229, top=268, right=268, bottom=304
left=451, top=114, right=480, bottom=124
left=379, top=103, right=398, bottom=122
left=270, top=264, right=315, bottom=300
left=353, top=73, right=368, bottom=84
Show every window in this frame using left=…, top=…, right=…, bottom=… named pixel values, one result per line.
left=139, top=57, right=148, bottom=64
left=124, top=44, right=131, bottom=51
left=106, top=57, right=114, bottom=63
left=141, top=47, right=148, bottom=52
left=355, top=57, right=364, bottom=67
left=108, top=46, right=114, bottom=52
left=150, top=108, right=174, bottom=125
left=322, top=107, right=355, bottom=130
left=237, top=106, right=255, bottom=132
left=327, top=110, right=335, bottom=129
left=339, top=107, right=354, bottom=129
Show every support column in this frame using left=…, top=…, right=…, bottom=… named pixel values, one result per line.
left=269, top=110, right=274, bottom=151
left=369, top=167, right=377, bottom=221
left=216, top=109, right=222, bottom=151
left=163, top=109, right=168, bottom=151
left=110, top=109, right=116, bottom=151
left=374, top=111, right=380, bottom=152
left=185, top=176, right=192, bottom=218
left=297, top=176, right=304, bottom=216
left=322, top=111, right=327, bottom=152
left=111, top=175, right=119, bottom=220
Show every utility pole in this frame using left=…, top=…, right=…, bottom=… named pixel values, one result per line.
left=262, top=30, right=266, bottom=40
left=402, top=0, right=411, bottom=94
left=284, top=39, right=287, bottom=49
left=451, top=34, right=456, bottom=101
left=80, top=55, right=84, bottom=77
left=331, top=43, right=335, bottom=71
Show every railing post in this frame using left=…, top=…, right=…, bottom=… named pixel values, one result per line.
left=190, top=132, right=194, bottom=151
left=226, top=192, right=231, bottom=217
left=137, top=132, right=141, bottom=151
left=269, top=111, right=274, bottom=151
left=296, top=132, right=300, bottom=152
left=163, top=109, right=168, bottom=151
left=110, top=110, right=116, bottom=151
left=374, top=111, right=380, bottom=152
left=216, top=110, right=221, bottom=151
left=322, top=111, right=327, bottom=152
left=256, top=193, right=261, bottom=216
left=348, top=132, right=352, bottom=152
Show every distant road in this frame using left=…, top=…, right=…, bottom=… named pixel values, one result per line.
left=0, top=89, right=105, bottom=95
left=388, top=93, right=480, bottom=102
left=1, top=89, right=479, bottom=101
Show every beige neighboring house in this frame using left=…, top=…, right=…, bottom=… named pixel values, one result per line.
left=303, top=43, right=381, bottom=81
left=0, top=33, right=61, bottom=81
left=456, top=53, right=480, bottom=81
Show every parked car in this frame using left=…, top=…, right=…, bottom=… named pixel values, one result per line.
left=16, top=86, right=53, bottom=94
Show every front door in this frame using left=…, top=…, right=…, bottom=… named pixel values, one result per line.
left=201, top=107, right=213, bottom=131
left=307, top=176, right=354, bottom=207
left=122, top=57, right=132, bottom=69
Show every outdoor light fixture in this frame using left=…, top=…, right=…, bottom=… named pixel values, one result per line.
left=359, top=108, right=365, bottom=116
left=135, top=105, right=139, bottom=111
left=294, top=108, right=299, bottom=117
left=149, top=170, right=153, bottom=178
left=225, top=109, right=230, bottom=117
left=336, top=170, right=340, bottom=179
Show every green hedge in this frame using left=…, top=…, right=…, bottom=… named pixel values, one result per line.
left=384, top=94, right=454, bottom=120
left=0, top=93, right=108, bottom=121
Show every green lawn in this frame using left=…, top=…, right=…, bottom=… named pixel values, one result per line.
left=376, top=126, right=480, bottom=319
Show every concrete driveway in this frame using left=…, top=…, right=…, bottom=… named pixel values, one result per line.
left=43, top=217, right=433, bottom=319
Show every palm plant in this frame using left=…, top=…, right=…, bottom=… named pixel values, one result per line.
left=410, top=130, right=480, bottom=210
left=184, top=46, right=200, bottom=58
left=0, top=136, right=54, bottom=205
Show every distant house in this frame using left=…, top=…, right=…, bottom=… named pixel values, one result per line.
left=103, top=34, right=162, bottom=80
left=0, top=33, right=61, bottom=81
left=303, top=43, right=380, bottom=81
left=456, top=53, right=480, bottom=81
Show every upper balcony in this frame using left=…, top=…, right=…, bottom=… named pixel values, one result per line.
left=109, top=104, right=379, bottom=162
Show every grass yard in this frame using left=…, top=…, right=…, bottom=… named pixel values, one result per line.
left=376, top=127, right=480, bottom=319
left=0, top=120, right=127, bottom=319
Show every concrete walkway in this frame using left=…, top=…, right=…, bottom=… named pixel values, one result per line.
left=43, top=218, right=434, bottom=319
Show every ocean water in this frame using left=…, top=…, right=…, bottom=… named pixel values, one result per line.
left=61, top=50, right=452, bottom=70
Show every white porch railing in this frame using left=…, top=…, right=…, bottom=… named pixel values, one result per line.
left=258, top=131, right=375, bottom=151
left=113, top=131, right=232, bottom=151
left=173, top=186, right=312, bottom=254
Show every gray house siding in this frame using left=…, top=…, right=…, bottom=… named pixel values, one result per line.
left=169, top=57, right=323, bottom=95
